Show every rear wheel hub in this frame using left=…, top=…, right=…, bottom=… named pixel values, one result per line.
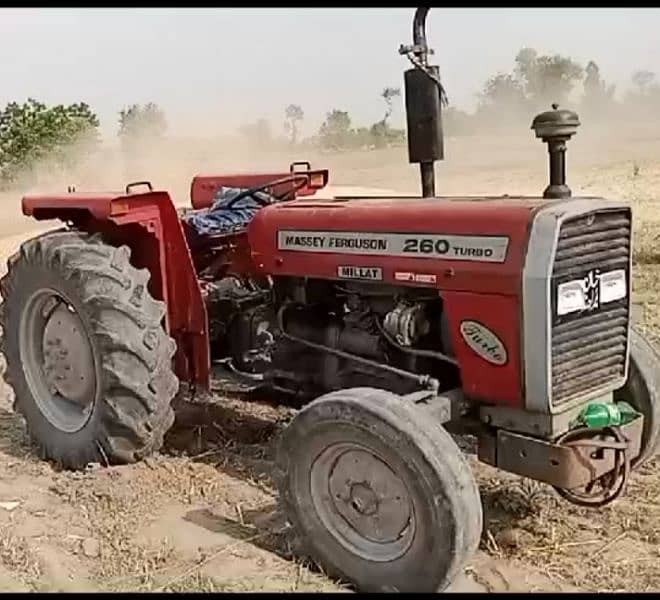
left=42, top=303, right=95, bottom=405
left=20, top=290, right=97, bottom=433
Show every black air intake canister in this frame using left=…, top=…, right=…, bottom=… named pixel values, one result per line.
left=404, top=66, right=444, bottom=164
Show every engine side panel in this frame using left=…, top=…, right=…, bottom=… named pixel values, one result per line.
left=247, top=195, right=540, bottom=409
left=442, top=291, right=522, bottom=407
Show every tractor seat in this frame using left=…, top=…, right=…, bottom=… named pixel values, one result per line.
left=182, top=186, right=272, bottom=237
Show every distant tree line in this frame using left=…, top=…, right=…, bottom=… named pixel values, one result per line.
left=0, top=99, right=168, bottom=189
left=0, top=99, right=99, bottom=186
left=243, top=47, right=660, bottom=147
left=445, top=48, right=660, bottom=135
left=239, top=87, right=406, bottom=152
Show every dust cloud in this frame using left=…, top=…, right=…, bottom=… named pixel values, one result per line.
left=1, top=78, right=659, bottom=238
left=3, top=104, right=659, bottom=202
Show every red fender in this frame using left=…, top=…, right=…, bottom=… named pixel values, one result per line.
left=23, top=190, right=210, bottom=389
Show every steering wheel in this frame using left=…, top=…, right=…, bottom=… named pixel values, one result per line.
left=223, top=174, right=310, bottom=209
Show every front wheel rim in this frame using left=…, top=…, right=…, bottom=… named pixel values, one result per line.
left=309, top=441, right=416, bottom=562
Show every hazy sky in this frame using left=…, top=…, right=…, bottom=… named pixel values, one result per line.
left=1, top=8, right=659, bottom=139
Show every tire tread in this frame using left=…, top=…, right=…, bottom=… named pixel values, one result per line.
left=0, top=230, right=179, bottom=469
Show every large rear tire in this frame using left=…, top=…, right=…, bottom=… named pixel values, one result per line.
left=274, top=387, right=482, bottom=593
left=615, top=327, right=660, bottom=467
left=0, top=230, right=179, bottom=469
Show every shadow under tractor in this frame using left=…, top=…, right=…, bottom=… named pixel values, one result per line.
left=1, top=7, right=659, bottom=593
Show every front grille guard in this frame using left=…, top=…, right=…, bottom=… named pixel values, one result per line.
left=522, top=200, right=633, bottom=415
left=549, top=210, right=631, bottom=408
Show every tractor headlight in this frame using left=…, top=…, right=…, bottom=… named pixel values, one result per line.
left=556, top=269, right=627, bottom=316
left=557, top=280, right=587, bottom=315
left=599, top=269, right=627, bottom=304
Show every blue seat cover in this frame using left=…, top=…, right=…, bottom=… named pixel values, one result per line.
left=183, top=186, right=272, bottom=236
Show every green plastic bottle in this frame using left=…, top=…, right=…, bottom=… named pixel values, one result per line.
left=577, top=401, right=639, bottom=429
left=617, top=401, right=640, bottom=425
left=580, top=402, right=622, bottom=428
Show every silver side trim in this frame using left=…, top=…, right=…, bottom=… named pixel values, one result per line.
left=522, top=198, right=632, bottom=414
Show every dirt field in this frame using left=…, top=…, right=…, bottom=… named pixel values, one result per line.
left=0, top=130, right=659, bottom=592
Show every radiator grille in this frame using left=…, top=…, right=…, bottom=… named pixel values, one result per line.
left=550, top=209, right=631, bottom=407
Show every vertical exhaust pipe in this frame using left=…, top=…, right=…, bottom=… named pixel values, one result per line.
left=400, top=7, right=445, bottom=198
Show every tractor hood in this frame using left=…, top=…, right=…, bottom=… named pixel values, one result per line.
left=247, top=194, right=613, bottom=296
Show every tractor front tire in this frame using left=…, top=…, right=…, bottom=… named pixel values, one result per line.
left=615, top=327, right=660, bottom=467
left=274, top=387, right=482, bottom=593
left=0, top=230, right=179, bottom=469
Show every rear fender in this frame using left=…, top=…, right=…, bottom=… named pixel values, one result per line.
left=22, top=190, right=210, bottom=389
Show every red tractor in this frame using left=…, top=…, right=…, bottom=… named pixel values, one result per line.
left=0, top=8, right=658, bottom=593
